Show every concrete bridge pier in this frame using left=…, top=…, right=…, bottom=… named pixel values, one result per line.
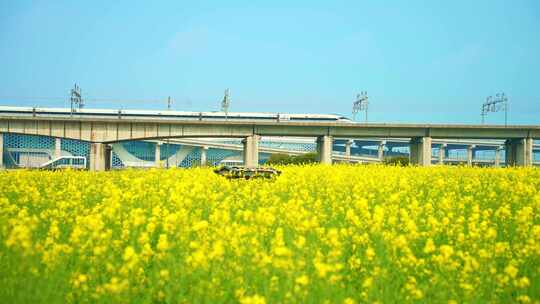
left=55, top=138, right=62, bottom=159
left=409, top=137, right=432, bottom=166
left=200, top=146, right=208, bottom=166
left=89, top=143, right=111, bottom=171
left=467, top=145, right=476, bottom=166
left=155, top=143, right=161, bottom=168
left=494, top=146, right=502, bottom=167
left=378, top=141, right=386, bottom=160
left=0, top=133, right=3, bottom=169
left=317, top=135, right=333, bottom=164
left=243, top=135, right=260, bottom=168
left=345, top=139, right=353, bottom=162
left=438, top=144, right=447, bottom=164
left=505, top=138, right=533, bottom=167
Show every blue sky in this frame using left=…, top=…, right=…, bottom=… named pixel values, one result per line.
left=0, top=0, right=539, bottom=124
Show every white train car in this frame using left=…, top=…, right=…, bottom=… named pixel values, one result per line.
left=0, top=106, right=352, bottom=123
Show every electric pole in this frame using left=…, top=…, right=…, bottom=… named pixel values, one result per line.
left=481, top=93, right=508, bottom=126
left=70, top=84, right=84, bottom=116
left=166, top=96, right=172, bottom=168
left=353, top=91, right=369, bottom=123
left=221, top=89, right=230, bottom=118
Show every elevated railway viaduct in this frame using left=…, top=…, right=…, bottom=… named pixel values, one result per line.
left=0, top=113, right=538, bottom=170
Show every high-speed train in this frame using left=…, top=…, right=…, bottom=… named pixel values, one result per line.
left=0, top=106, right=353, bottom=123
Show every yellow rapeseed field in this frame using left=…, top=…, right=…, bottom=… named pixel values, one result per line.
left=1, top=165, right=539, bottom=303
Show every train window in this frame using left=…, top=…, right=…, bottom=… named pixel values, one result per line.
left=278, top=114, right=290, bottom=122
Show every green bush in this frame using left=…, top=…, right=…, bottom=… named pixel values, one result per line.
left=266, top=153, right=290, bottom=165
left=382, top=155, right=409, bottom=166
left=267, top=152, right=318, bottom=165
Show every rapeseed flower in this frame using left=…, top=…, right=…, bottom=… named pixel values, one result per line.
left=0, top=165, right=539, bottom=302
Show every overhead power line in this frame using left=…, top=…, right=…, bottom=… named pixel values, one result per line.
left=0, top=95, right=188, bottom=106
left=0, top=95, right=69, bottom=101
